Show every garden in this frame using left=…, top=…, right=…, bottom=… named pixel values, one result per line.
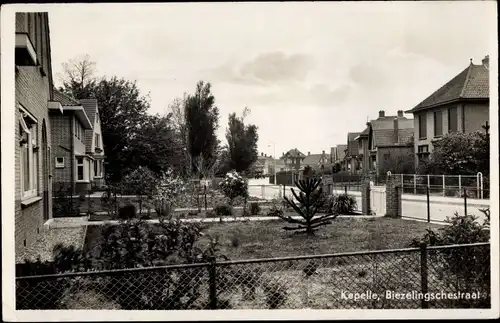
left=19, top=169, right=491, bottom=310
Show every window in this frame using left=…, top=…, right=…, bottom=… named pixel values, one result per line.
left=418, top=114, right=427, bottom=139
left=55, top=157, right=65, bottom=168
left=95, top=133, right=100, bottom=148
left=434, top=110, right=443, bottom=137
left=448, top=107, right=458, bottom=133
left=76, top=157, right=84, bottom=181
left=94, top=160, right=99, bottom=177
left=74, top=118, right=83, bottom=140
left=383, top=153, right=390, bottom=161
left=417, top=145, right=429, bottom=154
left=19, top=110, right=38, bottom=199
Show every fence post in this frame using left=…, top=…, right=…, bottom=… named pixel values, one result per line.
left=209, top=263, right=217, bottom=309
left=464, top=188, right=467, bottom=216
left=442, top=175, right=445, bottom=197
left=204, top=185, right=207, bottom=211
left=458, top=175, right=462, bottom=195
left=427, top=175, right=430, bottom=188
left=420, top=242, right=429, bottom=309
left=344, top=185, right=348, bottom=195
left=400, top=174, right=404, bottom=187
left=426, top=186, right=430, bottom=223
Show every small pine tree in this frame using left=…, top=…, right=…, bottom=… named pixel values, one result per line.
left=280, top=178, right=338, bottom=235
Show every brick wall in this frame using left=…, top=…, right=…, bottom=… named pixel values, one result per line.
left=385, top=176, right=402, bottom=218
left=50, top=113, right=73, bottom=190
left=15, top=66, right=53, bottom=254
left=15, top=12, right=54, bottom=256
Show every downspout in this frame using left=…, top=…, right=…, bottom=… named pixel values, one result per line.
left=70, top=115, right=75, bottom=196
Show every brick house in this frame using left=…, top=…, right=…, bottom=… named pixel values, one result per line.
left=330, top=144, right=347, bottom=170
left=356, top=110, right=415, bottom=176
left=281, top=148, right=306, bottom=171
left=301, top=150, right=330, bottom=174
left=51, top=90, right=105, bottom=194
left=405, top=56, right=490, bottom=167
left=15, top=12, right=56, bottom=253
left=252, top=153, right=274, bottom=176
left=344, top=132, right=361, bottom=174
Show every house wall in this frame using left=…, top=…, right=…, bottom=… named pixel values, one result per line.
left=50, top=113, right=73, bottom=192
left=376, top=146, right=415, bottom=175
left=413, top=102, right=489, bottom=167
left=15, top=13, right=53, bottom=255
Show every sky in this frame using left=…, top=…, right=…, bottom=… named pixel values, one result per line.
left=46, top=2, right=496, bottom=158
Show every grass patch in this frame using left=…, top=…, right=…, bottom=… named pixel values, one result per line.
left=84, top=217, right=443, bottom=261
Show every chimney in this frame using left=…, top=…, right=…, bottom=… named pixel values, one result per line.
left=264, top=153, right=267, bottom=157
left=397, top=110, right=404, bottom=117
left=379, top=110, right=385, bottom=118
left=322, top=150, right=325, bottom=155
left=308, top=151, right=311, bottom=156
left=393, top=118, right=399, bottom=143
left=261, top=152, right=263, bottom=157
left=482, top=55, right=489, bottom=69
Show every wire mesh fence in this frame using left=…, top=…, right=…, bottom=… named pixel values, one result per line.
left=16, top=243, right=490, bottom=310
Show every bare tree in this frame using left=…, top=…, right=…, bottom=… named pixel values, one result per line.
left=58, top=54, right=98, bottom=100
left=59, top=54, right=96, bottom=86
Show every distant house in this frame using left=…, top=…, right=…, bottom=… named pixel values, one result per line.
left=254, top=153, right=274, bottom=176
left=356, top=110, right=415, bottom=175
left=405, top=56, right=490, bottom=167
left=330, top=144, right=347, bottom=170
left=301, top=150, right=330, bottom=173
left=51, top=90, right=106, bottom=194
left=281, top=148, right=306, bottom=171
left=344, top=133, right=361, bottom=174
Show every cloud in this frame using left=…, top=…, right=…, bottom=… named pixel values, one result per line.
left=208, top=51, right=315, bottom=86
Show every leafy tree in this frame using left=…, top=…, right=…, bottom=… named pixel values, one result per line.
left=59, top=56, right=181, bottom=182
left=225, top=108, right=259, bottom=173
left=280, top=178, right=339, bottom=235
left=418, top=129, right=489, bottom=177
left=378, top=150, right=415, bottom=176
left=184, top=81, right=220, bottom=177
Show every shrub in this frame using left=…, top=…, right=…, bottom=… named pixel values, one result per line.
left=249, top=202, right=261, bottom=215
left=117, top=204, right=137, bottom=220
left=410, top=210, right=490, bottom=308
left=205, top=210, right=217, bottom=218
left=267, top=198, right=284, bottom=217
left=332, top=194, right=357, bottom=214
left=230, top=235, right=240, bottom=248
left=214, top=204, right=233, bottom=216
left=218, top=171, right=248, bottom=205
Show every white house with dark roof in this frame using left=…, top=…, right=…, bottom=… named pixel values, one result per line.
left=405, top=56, right=490, bottom=167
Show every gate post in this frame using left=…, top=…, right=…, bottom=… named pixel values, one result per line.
left=362, top=180, right=371, bottom=215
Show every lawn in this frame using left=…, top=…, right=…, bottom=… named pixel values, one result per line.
left=84, top=216, right=443, bottom=261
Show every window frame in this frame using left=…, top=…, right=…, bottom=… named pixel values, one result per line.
left=418, top=114, right=427, bottom=139
left=448, top=107, right=458, bottom=133
left=433, top=110, right=443, bottom=137
left=75, top=156, right=86, bottom=182
left=19, top=110, right=38, bottom=199
left=55, top=157, right=65, bottom=168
